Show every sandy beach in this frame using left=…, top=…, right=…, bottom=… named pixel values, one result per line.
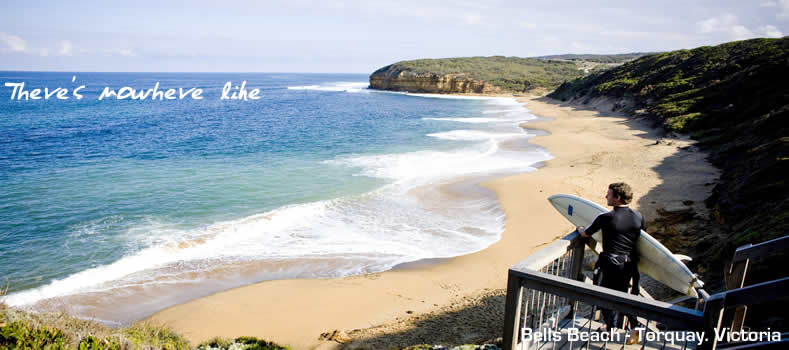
left=146, top=95, right=718, bottom=349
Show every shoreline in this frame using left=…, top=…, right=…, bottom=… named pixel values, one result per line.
left=146, top=94, right=719, bottom=349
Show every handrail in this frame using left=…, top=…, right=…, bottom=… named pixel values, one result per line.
left=700, top=277, right=789, bottom=350
left=502, top=228, right=706, bottom=350
left=725, top=234, right=789, bottom=332
left=511, top=268, right=704, bottom=330
left=504, top=231, right=789, bottom=350
left=706, top=276, right=789, bottom=308
left=730, top=235, right=789, bottom=263
left=503, top=231, right=586, bottom=350
left=510, top=231, right=583, bottom=271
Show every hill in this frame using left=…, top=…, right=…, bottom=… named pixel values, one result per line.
left=549, top=38, right=789, bottom=286
left=534, top=52, right=656, bottom=63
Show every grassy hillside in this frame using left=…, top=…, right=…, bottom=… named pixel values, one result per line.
left=372, top=56, right=584, bottom=91
left=550, top=38, right=789, bottom=287
left=535, top=52, right=655, bottom=63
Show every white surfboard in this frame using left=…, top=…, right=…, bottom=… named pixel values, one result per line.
left=547, top=193, right=703, bottom=297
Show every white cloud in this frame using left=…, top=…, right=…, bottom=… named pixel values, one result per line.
left=517, top=21, right=537, bottom=30
left=464, top=14, right=481, bottom=25
left=730, top=25, right=755, bottom=39
left=0, top=32, right=27, bottom=52
left=762, top=0, right=789, bottom=18
left=780, top=0, right=789, bottom=18
left=118, top=49, right=135, bottom=57
left=758, top=24, right=784, bottom=37
left=58, top=40, right=73, bottom=56
left=697, top=14, right=754, bottom=40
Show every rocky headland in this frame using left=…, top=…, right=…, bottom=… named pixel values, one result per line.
left=369, top=67, right=502, bottom=94
left=368, top=56, right=586, bottom=94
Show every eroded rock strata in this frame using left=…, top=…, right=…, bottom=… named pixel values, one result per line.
left=369, top=65, right=502, bottom=94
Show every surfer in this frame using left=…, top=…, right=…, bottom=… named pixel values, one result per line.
left=577, top=182, right=643, bottom=344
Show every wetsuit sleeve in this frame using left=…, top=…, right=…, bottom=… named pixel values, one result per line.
left=640, top=214, right=646, bottom=231
left=585, top=212, right=609, bottom=235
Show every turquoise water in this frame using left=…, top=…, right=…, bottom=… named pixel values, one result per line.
left=0, top=72, right=551, bottom=322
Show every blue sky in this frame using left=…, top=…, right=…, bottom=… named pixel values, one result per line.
left=1, top=0, right=786, bottom=73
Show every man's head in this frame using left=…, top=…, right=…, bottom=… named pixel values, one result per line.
left=606, top=182, right=633, bottom=206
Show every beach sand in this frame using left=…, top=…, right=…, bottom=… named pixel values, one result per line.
left=146, top=95, right=718, bottom=349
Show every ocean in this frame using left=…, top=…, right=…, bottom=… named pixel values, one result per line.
left=0, top=72, right=551, bottom=324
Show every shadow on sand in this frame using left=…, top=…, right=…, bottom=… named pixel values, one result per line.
left=341, top=291, right=505, bottom=349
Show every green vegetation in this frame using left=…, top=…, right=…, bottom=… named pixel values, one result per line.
left=549, top=38, right=789, bottom=285
left=197, top=336, right=289, bottom=350
left=0, top=311, right=190, bottom=350
left=0, top=295, right=287, bottom=350
left=372, top=56, right=584, bottom=91
left=535, top=53, right=655, bottom=63
left=1, top=320, right=67, bottom=349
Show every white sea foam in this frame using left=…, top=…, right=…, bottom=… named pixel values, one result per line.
left=4, top=182, right=509, bottom=306
left=287, top=82, right=369, bottom=93
left=427, top=130, right=528, bottom=141
left=482, top=108, right=525, bottom=114
left=423, top=117, right=500, bottom=123
left=402, top=93, right=514, bottom=101
left=330, top=143, right=550, bottom=184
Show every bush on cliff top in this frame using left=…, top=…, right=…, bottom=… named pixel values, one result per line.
left=535, top=52, right=654, bottom=63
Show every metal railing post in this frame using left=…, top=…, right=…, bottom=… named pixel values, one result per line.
left=700, top=294, right=725, bottom=350
left=725, top=257, right=749, bottom=332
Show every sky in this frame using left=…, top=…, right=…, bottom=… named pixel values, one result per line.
left=0, top=0, right=787, bottom=73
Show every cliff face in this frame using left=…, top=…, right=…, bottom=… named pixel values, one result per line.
left=369, top=65, right=502, bottom=94
left=368, top=56, right=584, bottom=93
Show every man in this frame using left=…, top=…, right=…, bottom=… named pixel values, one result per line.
left=577, top=182, right=643, bottom=344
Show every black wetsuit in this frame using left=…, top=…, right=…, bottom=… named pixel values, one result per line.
left=586, top=206, right=644, bottom=257
left=586, top=206, right=644, bottom=329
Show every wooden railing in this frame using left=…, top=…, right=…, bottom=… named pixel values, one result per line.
left=701, top=277, right=789, bottom=350
left=503, top=230, right=704, bottom=350
left=724, top=235, right=789, bottom=332
left=503, top=233, right=789, bottom=350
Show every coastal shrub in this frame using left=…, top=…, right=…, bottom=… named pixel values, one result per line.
left=665, top=112, right=703, bottom=131
left=197, top=336, right=289, bottom=350
left=198, top=337, right=235, bottom=349
left=0, top=300, right=196, bottom=350
left=0, top=320, right=67, bottom=349
left=234, top=336, right=288, bottom=350
left=123, top=322, right=190, bottom=350
left=77, top=335, right=121, bottom=350
left=534, top=53, right=653, bottom=63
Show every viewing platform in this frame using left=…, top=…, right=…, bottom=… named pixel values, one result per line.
left=502, top=233, right=789, bottom=350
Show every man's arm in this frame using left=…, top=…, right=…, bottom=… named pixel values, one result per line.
left=640, top=214, right=646, bottom=231
left=577, top=212, right=607, bottom=238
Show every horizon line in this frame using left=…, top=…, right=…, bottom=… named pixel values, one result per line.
left=0, top=70, right=372, bottom=75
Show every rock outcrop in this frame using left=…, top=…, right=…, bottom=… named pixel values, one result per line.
left=369, top=65, right=502, bottom=94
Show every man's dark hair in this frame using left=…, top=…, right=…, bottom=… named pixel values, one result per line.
left=609, top=182, right=633, bottom=204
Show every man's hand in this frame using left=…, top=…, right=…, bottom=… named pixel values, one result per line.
left=577, top=226, right=589, bottom=238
